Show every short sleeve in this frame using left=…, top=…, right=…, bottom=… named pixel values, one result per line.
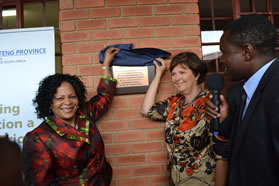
left=211, top=134, right=229, bottom=160
left=145, top=99, right=169, bottom=121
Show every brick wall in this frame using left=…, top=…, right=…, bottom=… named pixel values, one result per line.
left=59, top=0, right=201, bottom=185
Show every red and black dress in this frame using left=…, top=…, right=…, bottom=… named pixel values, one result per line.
left=23, top=77, right=116, bottom=186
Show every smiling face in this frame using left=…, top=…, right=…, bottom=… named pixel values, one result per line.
left=171, top=64, right=199, bottom=96
left=51, top=81, right=79, bottom=125
left=220, top=30, right=249, bottom=81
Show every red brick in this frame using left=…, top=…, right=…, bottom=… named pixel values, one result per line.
left=106, top=156, right=115, bottom=165
left=118, top=177, right=148, bottom=186
left=149, top=175, right=170, bottom=186
left=155, top=5, right=183, bottom=15
left=162, top=143, right=168, bottom=152
left=60, top=10, right=88, bottom=20
left=98, top=110, right=114, bottom=121
left=107, top=0, right=136, bottom=6
left=161, top=72, right=172, bottom=83
left=111, top=96, right=128, bottom=108
left=79, top=75, right=94, bottom=87
left=75, top=0, right=104, bottom=8
left=105, top=144, right=130, bottom=155
left=110, top=179, right=116, bottom=186
left=77, top=42, right=106, bottom=53
left=172, top=37, right=201, bottom=48
left=62, top=55, right=92, bottom=65
left=94, top=76, right=102, bottom=87
left=113, top=108, right=142, bottom=120
left=90, top=8, right=121, bottom=18
left=98, top=120, right=129, bottom=132
left=118, top=177, right=151, bottom=186
left=185, top=25, right=201, bottom=36
left=140, top=38, right=171, bottom=48
left=147, top=152, right=168, bottom=163
left=146, top=129, right=164, bottom=140
left=61, top=43, right=76, bottom=54
left=132, top=142, right=162, bottom=153
left=60, top=20, right=75, bottom=31
left=77, top=19, right=106, bottom=30
left=162, top=58, right=172, bottom=70
left=116, top=155, right=145, bottom=166
left=101, top=133, right=113, bottom=143
left=170, top=0, right=198, bottom=2
left=167, top=49, right=186, bottom=56
left=124, top=28, right=154, bottom=38
left=184, top=3, right=199, bottom=13
left=108, top=17, right=138, bottom=28
left=61, top=32, right=90, bottom=42
left=139, top=16, right=169, bottom=27
left=158, top=82, right=174, bottom=94
left=79, top=65, right=102, bottom=76
left=92, top=30, right=122, bottom=40
left=138, top=0, right=167, bottom=5
left=155, top=27, right=184, bottom=37
left=113, top=167, right=132, bottom=178
left=133, top=164, right=163, bottom=176
left=127, top=95, right=144, bottom=107
left=123, top=6, right=152, bottom=16
left=93, top=53, right=101, bottom=64
left=187, top=47, right=202, bottom=57
left=170, top=15, right=200, bottom=25
left=108, top=40, right=138, bottom=48
left=114, top=131, right=145, bottom=143
left=59, top=0, right=73, bottom=9
left=130, top=119, right=162, bottom=130
left=107, top=156, right=115, bottom=167
left=86, top=87, right=97, bottom=99
left=62, top=66, right=77, bottom=75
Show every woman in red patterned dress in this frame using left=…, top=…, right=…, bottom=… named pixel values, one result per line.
left=23, top=48, right=119, bottom=186
left=141, top=52, right=227, bottom=186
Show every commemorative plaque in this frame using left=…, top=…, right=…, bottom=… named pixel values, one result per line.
left=111, top=65, right=155, bottom=95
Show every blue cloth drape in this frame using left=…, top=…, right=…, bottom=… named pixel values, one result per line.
left=99, top=43, right=171, bottom=66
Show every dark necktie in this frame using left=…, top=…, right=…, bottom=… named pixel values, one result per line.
left=238, top=88, right=247, bottom=126
left=230, top=88, right=247, bottom=153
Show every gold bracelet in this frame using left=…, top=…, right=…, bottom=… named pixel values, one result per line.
left=102, top=66, right=111, bottom=70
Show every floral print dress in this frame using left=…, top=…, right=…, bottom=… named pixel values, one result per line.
left=23, top=77, right=116, bottom=186
left=146, top=89, right=227, bottom=186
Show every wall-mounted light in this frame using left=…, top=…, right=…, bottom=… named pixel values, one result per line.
left=2, top=10, right=16, bottom=17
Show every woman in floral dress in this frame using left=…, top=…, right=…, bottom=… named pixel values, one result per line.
left=141, top=52, right=227, bottom=186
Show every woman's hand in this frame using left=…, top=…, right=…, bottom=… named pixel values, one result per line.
left=103, top=47, right=119, bottom=67
left=102, top=47, right=119, bottom=77
left=153, top=58, right=167, bottom=77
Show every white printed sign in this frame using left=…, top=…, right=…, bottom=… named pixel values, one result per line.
left=0, top=27, right=55, bottom=145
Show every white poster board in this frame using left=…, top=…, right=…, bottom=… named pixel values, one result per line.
left=0, top=27, right=55, bottom=144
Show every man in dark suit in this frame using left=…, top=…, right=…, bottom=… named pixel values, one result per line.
left=206, top=14, right=279, bottom=186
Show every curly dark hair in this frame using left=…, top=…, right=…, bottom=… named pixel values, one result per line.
left=224, top=14, right=278, bottom=56
left=169, top=52, right=208, bottom=84
left=33, top=73, right=86, bottom=119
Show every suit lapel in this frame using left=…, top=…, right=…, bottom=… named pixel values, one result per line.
left=232, top=59, right=279, bottom=155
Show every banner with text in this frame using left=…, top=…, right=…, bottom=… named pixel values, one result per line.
left=0, top=27, right=55, bottom=144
